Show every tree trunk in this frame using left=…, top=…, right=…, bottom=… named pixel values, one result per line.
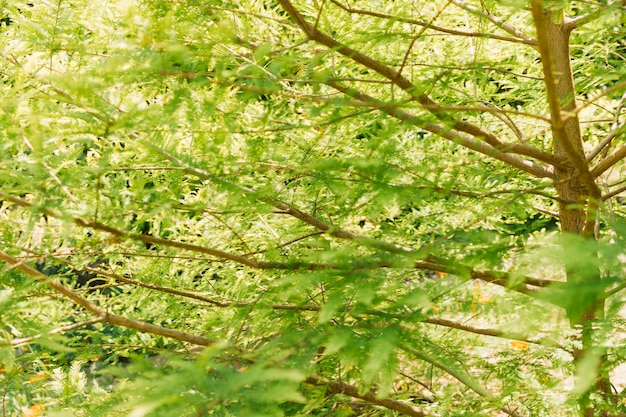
left=538, top=9, right=611, bottom=417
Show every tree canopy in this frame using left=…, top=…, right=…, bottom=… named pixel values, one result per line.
left=1, top=1, right=626, bottom=416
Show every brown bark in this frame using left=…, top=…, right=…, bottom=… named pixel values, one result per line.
left=532, top=4, right=610, bottom=416
left=533, top=7, right=591, bottom=233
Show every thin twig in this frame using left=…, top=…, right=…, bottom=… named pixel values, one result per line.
left=450, top=0, right=536, bottom=44
left=10, top=317, right=106, bottom=346
left=423, top=317, right=569, bottom=351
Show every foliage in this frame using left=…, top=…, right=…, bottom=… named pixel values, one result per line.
left=1, top=1, right=626, bottom=416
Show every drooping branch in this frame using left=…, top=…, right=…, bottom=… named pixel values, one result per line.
left=150, top=150, right=419, bottom=254
left=80, top=267, right=552, bottom=349
left=573, top=80, right=626, bottom=125
left=75, top=258, right=555, bottom=345
left=400, top=344, right=497, bottom=401
left=47, top=257, right=552, bottom=349
left=602, top=183, right=626, bottom=201
left=79, top=262, right=321, bottom=311
left=224, top=7, right=559, bottom=168
left=415, top=184, right=565, bottom=203
left=590, top=89, right=626, bottom=176
left=236, top=72, right=563, bottom=170
left=0, top=192, right=332, bottom=271
left=0, top=250, right=218, bottom=347
left=587, top=127, right=625, bottom=164
left=592, top=146, right=626, bottom=179
left=3, top=191, right=553, bottom=291
left=1, top=191, right=558, bottom=295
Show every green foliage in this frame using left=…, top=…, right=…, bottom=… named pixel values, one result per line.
left=0, top=1, right=625, bottom=416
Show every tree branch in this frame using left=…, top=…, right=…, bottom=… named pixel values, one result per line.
left=0, top=250, right=218, bottom=347
left=305, top=376, right=433, bottom=417
left=590, top=91, right=626, bottom=176
left=3, top=190, right=559, bottom=295
left=10, top=317, right=106, bottom=346
left=587, top=128, right=625, bottom=163
left=572, top=79, right=626, bottom=125
left=151, top=151, right=559, bottom=294
left=74, top=258, right=557, bottom=346
left=602, top=183, right=626, bottom=201
left=276, top=0, right=559, bottom=172
left=0, top=192, right=334, bottom=272
left=592, top=145, right=626, bottom=179
left=563, top=2, right=626, bottom=32
left=422, top=317, right=568, bottom=351
left=81, top=263, right=321, bottom=311
left=411, top=260, right=553, bottom=296
left=400, top=344, right=497, bottom=400
left=70, top=259, right=558, bottom=348
left=327, top=81, right=555, bottom=178
left=449, top=0, right=536, bottom=45
left=1, top=190, right=560, bottom=306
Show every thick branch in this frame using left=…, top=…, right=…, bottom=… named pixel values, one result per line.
left=592, top=144, right=626, bottom=179
left=563, top=2, right=626, bottom=32
left=327, top=81, right=554, bottom=178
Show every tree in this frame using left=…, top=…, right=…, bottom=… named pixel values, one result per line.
left=1, top=0, right=625, bottom=416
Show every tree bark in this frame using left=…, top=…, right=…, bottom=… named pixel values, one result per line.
left=533, top=6, right=611, bottom=416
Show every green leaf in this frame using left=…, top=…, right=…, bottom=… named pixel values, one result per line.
left=318, top=293, right=345, bottom=324
left=361, top=329, right=399, bottom=389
